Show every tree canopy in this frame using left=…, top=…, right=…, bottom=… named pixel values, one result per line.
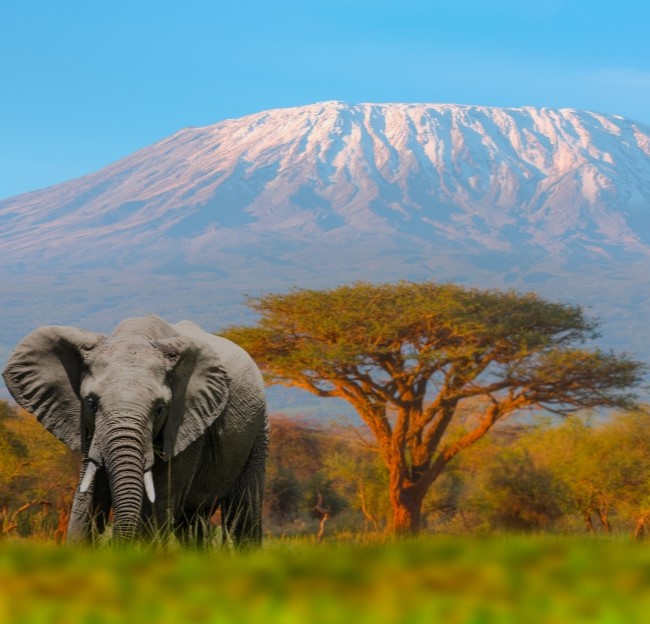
left=224, top=280, right=646, bottom=533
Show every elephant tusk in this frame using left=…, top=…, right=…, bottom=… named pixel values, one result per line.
left=79, top=461, right=98, bottom=493
left=144, top=470, right=156, bottom=503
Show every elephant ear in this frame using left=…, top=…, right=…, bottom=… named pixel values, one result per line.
left=2, top=326, right=105, bottom=451
left=154, top=335, right=230, bottom=460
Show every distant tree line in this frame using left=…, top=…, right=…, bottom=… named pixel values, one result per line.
left=263, top=410, right=650, bottom=540
left=3, top=400, right=650, bottom=541
left=0, top=400, right=77, bottom=540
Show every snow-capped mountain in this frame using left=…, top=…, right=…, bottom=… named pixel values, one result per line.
left=3, top=101, right=650, bottom=270
left=2, top=102, right=650, bottom=403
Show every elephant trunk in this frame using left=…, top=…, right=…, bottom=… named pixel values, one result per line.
left=99, top=415, right=151, bottom=543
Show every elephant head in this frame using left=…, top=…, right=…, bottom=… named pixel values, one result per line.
left=2, top=316, right=230, bottom=541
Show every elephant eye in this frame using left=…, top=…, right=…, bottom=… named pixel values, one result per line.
left=85, top=395, right=99, bottom=415
left=154, top=402, right=167, bottom=418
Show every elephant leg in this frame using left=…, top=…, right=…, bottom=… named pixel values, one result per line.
left=140, top=499, right=167, bottom=544
left=143, top=448, right=205, bottom=545
left=67, top=491, right=94, bottom=543
left=67, top=465, right=111, bottom=544
left=174, top=508, right=217, bottom=548
left=221, top=424, right=268, bottom=547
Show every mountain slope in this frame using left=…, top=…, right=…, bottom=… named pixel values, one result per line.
left=3, top=102, right=650, bottom=271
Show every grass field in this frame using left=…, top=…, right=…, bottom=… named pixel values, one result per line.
left=1, top=536, right=650, bottom=623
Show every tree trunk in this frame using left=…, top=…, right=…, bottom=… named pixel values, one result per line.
left=55, top=504, right=70, bottom=544
left=390, top=485, right=424, bottom=535
left=634, top=514, right=649, bottom=542
left=313, top=490, right=331, bottom=542
left=359, top=485, right=378, bottom=532
left=584, top=510, right=595, bottom=533
left=599, top=512, right=612, bottom=534
left=598, top=497, right=612, bottom=534
left=317, top=513, right=330, bottom=541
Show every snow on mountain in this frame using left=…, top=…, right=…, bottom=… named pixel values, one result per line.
left=3, top=101, right=650, bottom=271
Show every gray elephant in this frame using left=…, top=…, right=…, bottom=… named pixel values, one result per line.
left=2, top=315, right=268, bottom=546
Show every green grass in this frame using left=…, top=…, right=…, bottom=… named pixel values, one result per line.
left=1, top=536, right=650, bottom=623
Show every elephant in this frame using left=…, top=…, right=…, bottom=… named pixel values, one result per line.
left=2, top=315, right=268, bottom=547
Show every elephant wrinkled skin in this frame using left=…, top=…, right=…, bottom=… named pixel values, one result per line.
left=2, top=315, right=268, bottom=546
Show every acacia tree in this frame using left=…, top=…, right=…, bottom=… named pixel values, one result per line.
left=223, top=281, right=645, bottom=534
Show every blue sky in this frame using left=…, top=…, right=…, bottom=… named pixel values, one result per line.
left=1, top=0, right=649, bottom=200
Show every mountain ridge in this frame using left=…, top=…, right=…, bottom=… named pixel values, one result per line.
left=3, top=101, right=650, bottom=270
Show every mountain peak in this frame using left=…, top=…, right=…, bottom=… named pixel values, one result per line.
left=2, top=102, right=650, bottom=271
